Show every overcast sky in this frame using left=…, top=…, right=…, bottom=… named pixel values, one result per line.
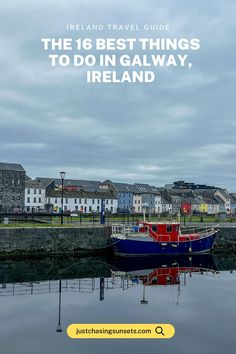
left=0, top=0, right=235, bottom=190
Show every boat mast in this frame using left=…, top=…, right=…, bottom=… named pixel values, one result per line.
left=142, top=203, right=148, bottom=222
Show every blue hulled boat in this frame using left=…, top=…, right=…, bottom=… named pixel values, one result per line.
left=110, top=221, right=219, bottom=256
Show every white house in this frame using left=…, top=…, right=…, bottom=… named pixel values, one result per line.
left=25, top=180, right=46, bottom=212
left=203, top=197, right=219, bottom=215
left=46, top=190, right=118, bottom=213
left=154, top=193, right=162, bottom=214
left=161, top=197, right=173, bottom=214
left=133, top=192, right=142, bottom=213
left=214, top=189, right=231, bottom=212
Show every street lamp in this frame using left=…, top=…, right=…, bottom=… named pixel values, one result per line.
left=60, top=171, right=66, bottom=225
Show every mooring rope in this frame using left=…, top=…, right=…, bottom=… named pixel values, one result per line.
left=56, top=233, right=122, bottom=251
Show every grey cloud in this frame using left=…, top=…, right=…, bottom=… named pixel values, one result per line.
left=0, top=0, right=235, bottom=189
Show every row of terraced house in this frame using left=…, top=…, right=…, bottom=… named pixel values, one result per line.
left=1, top=162, right=236, bottom=215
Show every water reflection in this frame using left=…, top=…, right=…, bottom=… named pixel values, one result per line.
left=111, top=254, right=219, bottom=306
left=0, top=254, right=235, bottom=354
left=56, top=280, right=62, bottom=333
left=0, top=254, right=235, bottom=329
left=0, top=255, right=236, bottom=354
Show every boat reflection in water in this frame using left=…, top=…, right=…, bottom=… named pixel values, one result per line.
left=0, top=255, right=218, bottom=301
left=0, top=254, right=233, bottom=334
left=110, top=254, right=218, bottom=304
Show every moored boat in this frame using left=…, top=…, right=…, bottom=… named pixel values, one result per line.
left=110, top=221, right=219, bottom=256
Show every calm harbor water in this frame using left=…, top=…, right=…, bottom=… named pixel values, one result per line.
left=0, top=254, right=235, bottom=354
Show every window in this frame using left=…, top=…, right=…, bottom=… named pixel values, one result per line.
left=111, top=200, right=113, bottom=205
left=65, top=198, right=68, bottom=203
left=64, top=205, right=67, bottom=211
left=97, top=206, right=99, bottom=211
left=55, top=198, right=57, bottom=203
left=97, top=199, right=100, bottom=203
left=27, top=197, right=30, bottom=203
left=34, top=189, right=36, bottom=194
left=106, top=199, right=108, bottom=204
left=34, top=197, right=36, bottom=203
left=74, top=199, right=77, bottom=203
left=166, top=225, right=172, bottom=233
left=48, top=198, right=50, bottom=203
left=92, top=199, right=95, bottom=204
left=152, top=225, right=158, bottom=232
left=85, top=199, right=87, bottom=204
left=39, top=198, right=41, bottom=203
left=39, top=189, right=41, bottom=194
left=79, top=198, right=81, bottom=203
left=27, top=189, right=30, bottom=194
left=89, top=206, right=92, bottom=212
left=111, top=206, right=113, bottom=212
left=75, top=206, right=78, bottom=211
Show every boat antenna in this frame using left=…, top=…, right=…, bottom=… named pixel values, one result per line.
left=142, top=203, right=147, bottom=222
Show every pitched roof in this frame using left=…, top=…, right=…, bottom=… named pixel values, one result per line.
left=57, top=179, right=100, bottom=186
left=193, top=189, right=216, bottom=195
left=230, top=193, right=236, bottom=204
left=36, top=177, right=100, bottom=188
left=111, top=182, right=139, bottom=193
left=0, top=162, right=25, bottom=172
left=214, top=195, right=225, bottom=204
left=167, top=189, right=194, bottom=198
left=55, top=179, right=100, bottom=192
left=215, top=189, right=230, bottom=199
left=35, top=177, right=55, bottom=188
left=134, top=183, right=155, bottom=193
left=25, top=180, right=44, bottom=188
left=202, top=197, right=218, bottom=205
left=47, top=190, right=117, bottom=199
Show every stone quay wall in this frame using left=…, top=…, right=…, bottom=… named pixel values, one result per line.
left=0, top=224, right=235, bottom=257
left=0, top=226, right=112, bottom=257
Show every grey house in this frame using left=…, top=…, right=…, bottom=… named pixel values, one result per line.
left=0, top=162, right=26, bottom=212
left=99, top=180, right=136, bottom=212
left=134, top=183, right=156, bottom=213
